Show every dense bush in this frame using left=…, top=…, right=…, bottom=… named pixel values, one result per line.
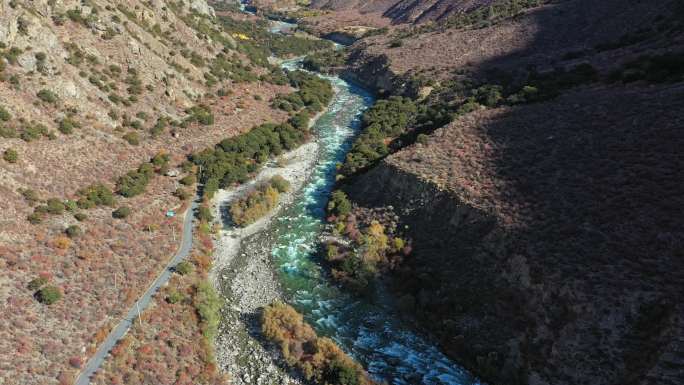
left=174, top=187, right=191, bottom=201
left=191, top=121, right=309, bottom=198
left=272, top=70, right=333, bottom=114
left=341, top=96, right=417, bottom=176
left=46, top=198, right=66, bottom=215
left=289, top=111, right=311, bottom=131
left=179, top=174, right=196, bottom=186
left=525, top=63, right=599, bottom=100
left=77, top=183, right=114, bottom=208
left=229, top=183, right=280, bottom=227
left=36, top=285, right=62, bottom=305
left=303, top=49, right=347, bottom=73
left=194, top=281, right=221, bottom=339
left=261, top=302, right=373, bottom=385
left=208, top=52, right=259, bottom=84
left=116, top=163, right=153, bottom=197
left=217, top=14, right=332, bottom=66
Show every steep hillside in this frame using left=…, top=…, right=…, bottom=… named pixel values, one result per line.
left=344, top=0, right=683, bottom=93
left=311, top=0, right=497, bottom=23
left=314, top=0, right=684, bottom=384
left=342, top=82, right=684, bottom=385
left=0, top=1, right=305, bottom=384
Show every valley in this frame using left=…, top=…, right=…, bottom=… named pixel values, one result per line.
left=1, top=1, right=683, bottom=385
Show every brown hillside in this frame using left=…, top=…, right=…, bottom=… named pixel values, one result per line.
left=346, top=82, right=684, bottom=385
left=0, top=1, right=289, bottom=384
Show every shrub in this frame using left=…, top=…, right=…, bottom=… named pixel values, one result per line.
left=229, top=184, right=279, bottom=227
left=261, top=302, right=372, bottom=384
left=196, top=204, right=214, bottom=222
left=151, top=151, right=170, bottom=168
left=53, top=236, right=71, bottom=249
left=272, top=70, right=333, bottom=114
left=58, top=118, right=79, bottom=135
left=0, top=125, right=17, bottom=138
left=27, top=277, right=48, bottom=291
left=65, top=225, right=82, bottom=238
left=46, top=198, right=66, bottom=215
left=472, top=84, right=503, bottom=107
left=416, top=133, right=429, bottom=145
left=20, top=188, right=39, bottom=204
left=341, top=96, right=417, bottom=176
left=112, top=206, right=131, bottom=219
left=179, top=174, right=196, bottom=186
left=3, top=148, right=18, bottom=163
left=175, top=261, right=194, bottom=275
left=20, top=123, right=49, bottom=142
left=0, top=105, right=11, bottom=121
left=116, top=163, right=153, bottom=197
left=269, top=175, right=290, bottom=193
left=185, top=105, right=214, bottom=125
left=36, top=285, right=62, bottom=305
left=77, top=183, right=115, bottom=208
left=37, top=89, right=59, bottom=104
left=327, top=360, right=361, bottom=385
left=327, top=190, right=351, bottom=217
left=74, top=212, right=87, bottom=221
left=122, top=131, right=140, bottom=145
left=27, top=212, right=43, bottom=224
left=174, top=188, right=191, bottom=201
left=194, top=281, right=221, bottom=339
left=166, top=289, right=183, bottom=304
left=289, top=111, right=311, bottom=131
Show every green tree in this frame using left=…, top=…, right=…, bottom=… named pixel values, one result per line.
left=328, top=190, right=351, bottom=217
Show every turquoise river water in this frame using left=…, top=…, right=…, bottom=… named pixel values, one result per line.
left=265, top=58, right=481, bottom=384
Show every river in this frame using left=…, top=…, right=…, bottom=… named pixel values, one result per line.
left=219, top=7, right=481, bottom=385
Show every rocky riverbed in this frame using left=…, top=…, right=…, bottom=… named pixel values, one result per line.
left=210, top=142, right=319, bottom=385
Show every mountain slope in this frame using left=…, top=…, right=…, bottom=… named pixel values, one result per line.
left=0, top=1, right=290, bottom=384
left=312, top=1, right=684, bottom=384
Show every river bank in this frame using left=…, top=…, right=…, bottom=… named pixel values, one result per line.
left=210, top=139, right=319, bottom=385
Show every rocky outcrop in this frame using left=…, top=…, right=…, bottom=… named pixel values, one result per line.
left=342, top=48, right=399, bottom=94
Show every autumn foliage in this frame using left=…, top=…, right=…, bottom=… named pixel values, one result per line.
left=261, top=302, right=376, bottom=385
